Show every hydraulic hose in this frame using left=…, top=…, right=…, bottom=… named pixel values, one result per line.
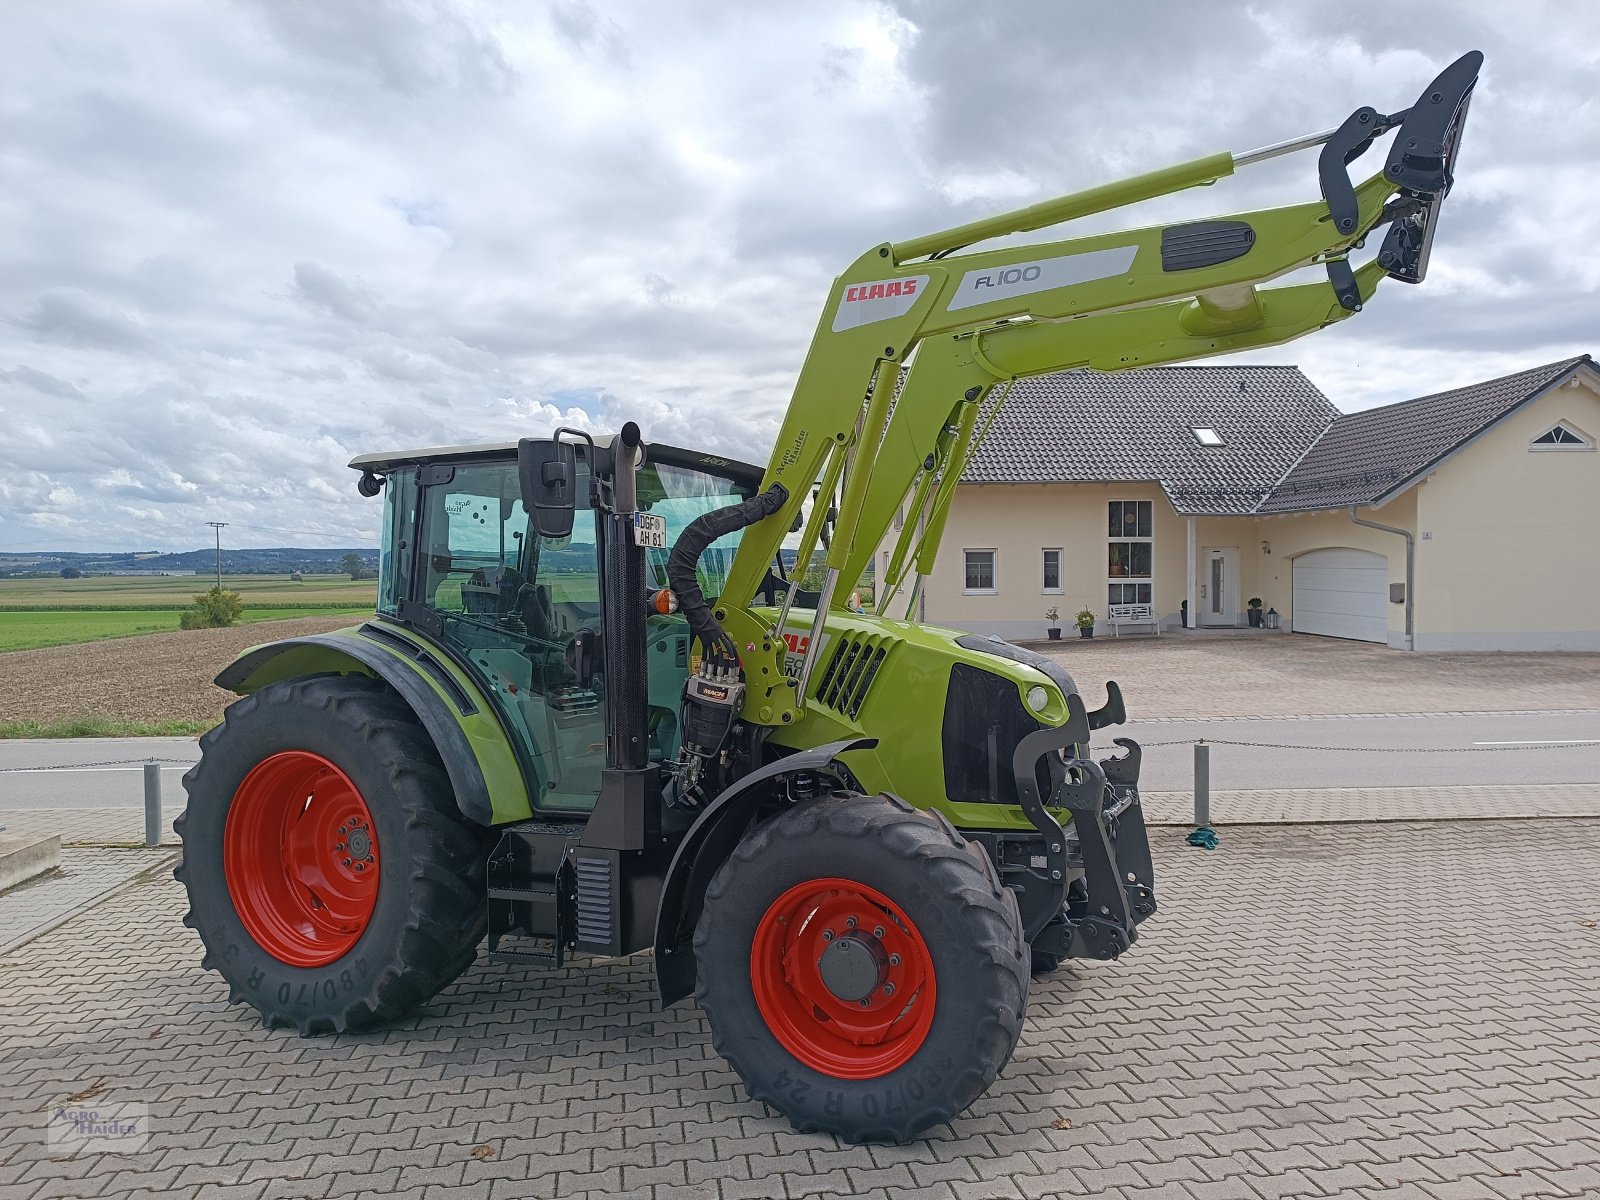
left=666, top=482, right=788, bottom=669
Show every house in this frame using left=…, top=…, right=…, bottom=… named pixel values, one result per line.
left=916, top=354, right=1599, bottom=651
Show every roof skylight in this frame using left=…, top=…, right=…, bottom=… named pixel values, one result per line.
left=1193, top=427, right=1224, bottom=446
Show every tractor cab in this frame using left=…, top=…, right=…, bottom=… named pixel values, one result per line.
left=349, top=437, right=770, bottom=813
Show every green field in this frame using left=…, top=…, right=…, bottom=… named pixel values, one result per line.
left=0, top=574, right=375, bottom=652
left=0, top=573, right=377, bottom=608
left=0, top=606, right=370, bottom=652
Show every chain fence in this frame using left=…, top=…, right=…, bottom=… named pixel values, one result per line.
left=3, top=737, right=1595, bottom=854
left=0, top=757, right=195, bottom=775
left=1125, top=738, right=1595, bottom=752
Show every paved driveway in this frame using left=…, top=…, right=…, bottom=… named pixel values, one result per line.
left=1035, top=634, right=1600, bottom=718
left=3, top=819, right=1597, bottom=1200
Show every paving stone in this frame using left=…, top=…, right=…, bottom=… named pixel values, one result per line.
left=2, top=820, right=1598, bottom=1200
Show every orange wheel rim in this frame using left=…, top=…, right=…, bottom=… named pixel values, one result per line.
left=223, top=751, right=379, bottom=967
left=749, top=877, right=937, bottom=1079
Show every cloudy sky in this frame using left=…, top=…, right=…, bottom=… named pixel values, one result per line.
left=2, top=1, right=1595, bottom=552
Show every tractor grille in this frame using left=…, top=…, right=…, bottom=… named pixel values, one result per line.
left=810, top=633, right=896, bottom=720
left=942, top=663, right=1045, bottom=807
left=574, top=856, right=613, bottom=944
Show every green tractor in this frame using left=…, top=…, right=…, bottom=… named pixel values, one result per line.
left=176, top=54, right=1479, bottom=1142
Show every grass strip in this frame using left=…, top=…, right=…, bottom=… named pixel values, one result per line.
left=0, top=716, right=217, bottom=739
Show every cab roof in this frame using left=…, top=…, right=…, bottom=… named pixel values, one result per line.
left=348, top=437, right=764, bottom=488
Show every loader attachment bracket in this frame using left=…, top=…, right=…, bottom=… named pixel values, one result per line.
left=1317, top=50, right=1482, bottom=285
left=1319, top=106, right=1403, bottom=237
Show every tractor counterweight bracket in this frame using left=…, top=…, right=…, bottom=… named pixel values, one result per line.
left=1100, top=736, right=1141, bottom=786
left=1087, top=680, right=1127, bottom=731
left=1008, top=693, right=1092, bottom=939
left=1055, top=763, right=1136, bottom=960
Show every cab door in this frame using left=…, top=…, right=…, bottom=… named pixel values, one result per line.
left=409, top=458, right=606, bottom=814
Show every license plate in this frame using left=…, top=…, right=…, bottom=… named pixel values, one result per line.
left=632, top=512, right=667, bottom=549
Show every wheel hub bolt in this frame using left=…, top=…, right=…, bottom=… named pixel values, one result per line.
left=858, top=999, right=871, bottom=1008
left=339, top=826, right=348, bottom=836
left=873, top=926, right=885, bottom=939
left=342, top=858, right=352, bottom=867
left=883, top=983, right=895, bottom=996
left=845, top=916, right=857, bottom=929
left=354, top=863, right=365, bottom=872
left=821, top=930, right=834, bottom=942
left=888, top=953, right=901, bottom=966
left=336, top=842, right=345, bottom=851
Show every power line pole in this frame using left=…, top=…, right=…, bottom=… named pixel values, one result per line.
left=206, top=522, right=228, bottom=589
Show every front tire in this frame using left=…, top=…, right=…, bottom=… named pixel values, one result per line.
left=175, top=676, right=488, bottom=1034
left=695, top=793, right=1028, bottom=1143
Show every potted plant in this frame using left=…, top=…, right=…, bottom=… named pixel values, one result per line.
left=1075, top=608, right=1096, bottom=639
left=1247, top=597, right=1264, bottom=628
left=1045, top=606, right=1062, bottom=640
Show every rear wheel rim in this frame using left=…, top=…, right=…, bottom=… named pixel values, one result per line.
left=223, top=751, right=379, bottom=967
left=750, top=877, right=937, bottom=1079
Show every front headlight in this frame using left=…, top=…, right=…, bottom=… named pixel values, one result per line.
left=1026, top=685, right=1050, bottom=714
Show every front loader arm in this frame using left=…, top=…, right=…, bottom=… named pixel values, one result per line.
left=722, top=51, right=1480, bottom=700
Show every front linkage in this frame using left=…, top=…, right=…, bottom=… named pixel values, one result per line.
left=967, top=684, right=1158, bottom=965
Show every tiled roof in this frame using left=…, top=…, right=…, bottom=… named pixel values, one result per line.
left=963, top=366, right=1338, bottom=515
left=963, top=356, right=1595, bottom=516
left=1258, top=356, right=1593, bottom=513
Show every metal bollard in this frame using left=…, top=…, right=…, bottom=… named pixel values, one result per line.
left=1185, top=740, right=1218, bottom=849
left=144, top=760, right=162, bottom=848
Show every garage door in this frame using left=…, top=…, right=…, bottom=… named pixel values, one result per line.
left=1292, top=548, right=1388, bottom=643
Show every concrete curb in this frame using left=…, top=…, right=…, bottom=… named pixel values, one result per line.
left=0, top=832, right=61, bottom=891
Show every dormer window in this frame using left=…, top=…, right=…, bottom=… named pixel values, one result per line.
left=1193, top=427, right=1224, bottom=446
left=1530, top=422, right=1592, bottom=451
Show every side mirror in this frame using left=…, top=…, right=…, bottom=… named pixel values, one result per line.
left=518, top=437, right=577, bottom=540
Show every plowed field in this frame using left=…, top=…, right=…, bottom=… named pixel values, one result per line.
left=0, top=615, right=360, bottom=725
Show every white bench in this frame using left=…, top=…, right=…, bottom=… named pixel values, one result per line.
left=1106, top=603, right=1161, bottom=637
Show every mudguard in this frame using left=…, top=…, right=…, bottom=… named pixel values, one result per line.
left=214, top=623, right=531, bottom=827
left=653, top=737, right=876, bottom=1006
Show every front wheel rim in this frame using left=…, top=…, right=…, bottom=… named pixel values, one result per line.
left=223, top=751, right=380, bottom=967
left=750, top=877, right=937, bottom=1079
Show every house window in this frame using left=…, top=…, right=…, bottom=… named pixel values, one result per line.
left=1530, top=423, right=1592, bottom=451
left=1108, top=500, right=1153, bottom=606
left=1042, top=549, right=1062, bottom=594
left=964, top=549, right=996, bottom=594
left=1193, top=427, right=1224, bottom=446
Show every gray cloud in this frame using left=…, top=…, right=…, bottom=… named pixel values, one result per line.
left=292, top=262, right=381, bottom=323
left=0, top=0, right=1594, bottom=551
left=15, top=290, right=166, bottom=356
left=0, top=366, right=89, bottom=402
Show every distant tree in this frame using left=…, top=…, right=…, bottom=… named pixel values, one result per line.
left=340, top=553, right=376, bottom=581
left=59, top=566, right=83, bottom=579
left=180, top=585, right=244, bottom=630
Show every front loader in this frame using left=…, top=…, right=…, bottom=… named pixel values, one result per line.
left=176, top=54, right=1481, bottom=1142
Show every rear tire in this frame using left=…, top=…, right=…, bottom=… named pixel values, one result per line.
left=175, top=676, right=488, bottom=1034
left=695, top=793, right=1028, bottom=1143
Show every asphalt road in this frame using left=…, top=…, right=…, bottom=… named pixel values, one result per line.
left=2, top=711, right=1598, bottom=810
left=0, top=737, right=198, bottom=809
left=1111, top=711, right=1600, bottom=791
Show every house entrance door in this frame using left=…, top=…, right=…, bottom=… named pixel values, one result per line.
left=1201, top=547, right=1239, bottom=626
